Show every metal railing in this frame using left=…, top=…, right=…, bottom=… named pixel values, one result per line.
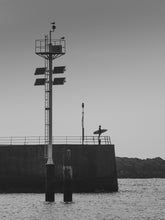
left=0, top=136, right=111, bottom=146
left=35, top=39, right=66, bottom=54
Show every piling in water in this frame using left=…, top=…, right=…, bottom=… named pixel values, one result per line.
left=45, top=164, right=55, bottom=202
left=63, top=149, right=73, bottom=203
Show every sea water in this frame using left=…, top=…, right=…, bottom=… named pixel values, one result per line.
left=0, top=179, right=165, bottom=220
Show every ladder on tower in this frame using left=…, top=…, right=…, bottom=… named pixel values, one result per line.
left=44, top=37, right=49, bottom=158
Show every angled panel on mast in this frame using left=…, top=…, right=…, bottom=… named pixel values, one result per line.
left=34, top=78, right=46, bottom=86
left=53, top=77, right=66, bottom=85
left=35, top=67, right=46, bottom=75
left=53, top=66, right=66, bottom=74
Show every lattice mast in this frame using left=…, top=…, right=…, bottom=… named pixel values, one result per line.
left=34, top=23, right=66, bottom=164
left=44, top=35, right=49, bottom=155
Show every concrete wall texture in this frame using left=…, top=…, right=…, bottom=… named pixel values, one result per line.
left=0, top=144, right=118, bottom=193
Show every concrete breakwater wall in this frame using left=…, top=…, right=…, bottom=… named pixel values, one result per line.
left=0, top=144, right=118, bottom=193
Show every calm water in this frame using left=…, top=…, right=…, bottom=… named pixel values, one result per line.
left=0, top=179, right=165, bottom=220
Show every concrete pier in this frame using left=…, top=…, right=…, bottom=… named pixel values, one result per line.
left=0, top=144, right=118, bottom=193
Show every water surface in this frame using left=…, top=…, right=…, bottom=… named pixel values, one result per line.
left=0, top=179, right=165, bottom=219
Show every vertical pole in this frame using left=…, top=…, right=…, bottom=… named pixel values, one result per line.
left=47, top=30, right=53, bottom=165
left=98, top=125, right=101, bottom=145
left=82, top=103, right=84, bottom=145
left=45, top=29, right=55, bottom=202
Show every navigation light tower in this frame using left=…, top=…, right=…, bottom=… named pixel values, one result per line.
left=34, top=23, right=66, bottom=202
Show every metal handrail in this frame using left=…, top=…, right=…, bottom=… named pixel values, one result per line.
left=0, top=136, right=111, bottom=145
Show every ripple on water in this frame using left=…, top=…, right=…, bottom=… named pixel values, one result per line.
left=0, top=179, right=165, bottom=219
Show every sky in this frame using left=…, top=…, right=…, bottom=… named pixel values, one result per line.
left=0, top=0, right=165, bottom=159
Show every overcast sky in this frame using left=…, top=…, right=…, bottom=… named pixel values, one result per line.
left=0, top=0, right=165, bottom=159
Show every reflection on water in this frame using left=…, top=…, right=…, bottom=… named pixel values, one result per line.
left=0, top=179, right=165, bottom=219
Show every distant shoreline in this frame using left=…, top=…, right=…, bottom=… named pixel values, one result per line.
left=116, top=157, right=165, bottom=178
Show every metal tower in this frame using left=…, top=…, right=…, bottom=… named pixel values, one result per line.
left=34, top=23, right=66, bottom=162
left=34, top=23, right=66, bottom=202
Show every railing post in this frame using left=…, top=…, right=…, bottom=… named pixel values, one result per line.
left=106, top=136, right=108, bottom=144
left=93, top=136, right=95, bottom=145
left=109, top=136, right=111, bottom=144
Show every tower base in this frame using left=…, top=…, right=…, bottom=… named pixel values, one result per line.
left=45, top=164, right=55, bottom=202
